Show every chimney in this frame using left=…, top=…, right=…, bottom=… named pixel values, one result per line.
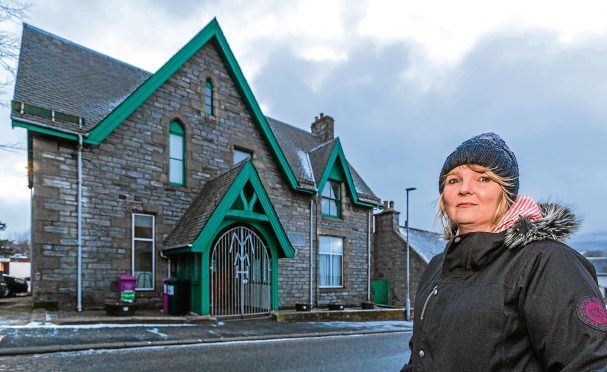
left=311, top=113, right=334, bottom=142
left=375, top=200, right=400, bottom=232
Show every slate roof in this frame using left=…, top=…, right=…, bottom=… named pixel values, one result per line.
left=397, top=227, right=446, bottom=263
left=13, top=24, right=379, bottom=204
left=163, top=162, right=246, bottom=249
left=13, top=24, right=151, bottom=133
left=268, top=117, right=379, bottom=202
left=308, top=139, right=336, bottom=186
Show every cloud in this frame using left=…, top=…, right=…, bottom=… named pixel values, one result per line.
left=0, top=150, right=30, bottom=237
left=2, top=0, right=607, bottom=237
left=251, top=29, right=607, bottom=234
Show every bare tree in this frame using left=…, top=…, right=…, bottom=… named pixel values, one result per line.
left=0, top=142, right=24, bottom=151
left=0, top=1, right=29, bottom=151
left=0, top=0, right=28, bottom=76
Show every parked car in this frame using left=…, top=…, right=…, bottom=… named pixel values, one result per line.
left=0, top=281, right=8, bottom=298
left=1, top=274, right=28, bottom=297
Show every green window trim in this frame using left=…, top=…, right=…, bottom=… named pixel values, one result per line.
left=82, top=19, right=304, bottom=195
left=321, top=180, right=341, bottom=218
left=315, top=138, right=381, bottom=209
left=169, top=121, right=185, bottom=186
left=204, top=79, right=214, bottom=116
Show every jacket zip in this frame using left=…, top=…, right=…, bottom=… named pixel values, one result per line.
left=420, top=285, right=438, bottom=320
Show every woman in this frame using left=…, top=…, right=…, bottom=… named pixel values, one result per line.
left=402, top=133, right=607, bottom=371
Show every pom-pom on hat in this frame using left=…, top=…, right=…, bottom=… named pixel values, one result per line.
left=439, top=132, right=519, bottom=199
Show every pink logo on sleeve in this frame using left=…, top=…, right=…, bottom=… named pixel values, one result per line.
left=577, top=297, right=607, bottom=331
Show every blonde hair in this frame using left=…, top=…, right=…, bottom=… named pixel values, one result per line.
left=437, top=164, right=516, bottom=239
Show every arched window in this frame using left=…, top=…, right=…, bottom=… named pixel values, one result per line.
left=169, top=121, right=185, bottom=186
left=204, top=79, right=214, bottom=116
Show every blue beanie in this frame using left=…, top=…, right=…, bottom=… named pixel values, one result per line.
left=439, top=133, right=519, bottom=198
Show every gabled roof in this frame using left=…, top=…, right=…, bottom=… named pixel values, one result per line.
left=12, top=19, right=302, bottom=192
left=265, top=117, right=319, bottom=189
left=164, top=161, right=245, bottom=249
left=164, top=160, right=295, bottom=258
left=268, top=118, right=380, bottom=205
left=397, top=227, right=445, bottom=263
left=11, top=20, right=380, bottom=206
left=308, top=139, right=336, bottom=186
left=13, top=23, right=151, bottom=133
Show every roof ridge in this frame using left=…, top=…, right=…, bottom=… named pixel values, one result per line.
left=23, top=23, right=152, bottom=76
left=308, top=138, right=338, bottom=153
left=266, top=115, right=317, bottom=137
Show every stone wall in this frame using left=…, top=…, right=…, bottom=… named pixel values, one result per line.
left=30, top=41, right=373, bottom=310
left=313, top=190, right=372, bottom=307
left=373, top=204, right=427, bottom=309
left=31, top=136, right=79, bottom=308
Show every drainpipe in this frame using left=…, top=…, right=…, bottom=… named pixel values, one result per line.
left=77, top=134, right=83, bottom=312
left=367, top=210, right=371, bottom=302
left=159, top=250, right=171, bottom=277
left=309, top=199, right=314, bottom=307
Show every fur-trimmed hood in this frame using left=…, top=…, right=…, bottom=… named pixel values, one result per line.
left=504, top=203, right=581, bottom=249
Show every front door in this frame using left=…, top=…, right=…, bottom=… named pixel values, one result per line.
left=209, top=225, right=271, bottom=316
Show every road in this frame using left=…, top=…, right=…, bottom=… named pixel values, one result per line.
left=0, top=331, right=411, bottom=371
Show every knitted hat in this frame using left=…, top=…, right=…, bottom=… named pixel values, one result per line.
left=439, top=132, right=519, bottom=198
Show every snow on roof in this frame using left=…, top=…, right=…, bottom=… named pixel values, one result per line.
left=297, top=149, right=315, bottom=184
left=397, top=227, right=445, bottom=263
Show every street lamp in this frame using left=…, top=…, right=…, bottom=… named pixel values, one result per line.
left=405, top=187, right=416, bottom=321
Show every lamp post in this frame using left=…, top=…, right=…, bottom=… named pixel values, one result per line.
left=405, top=187, right=416, bottom=321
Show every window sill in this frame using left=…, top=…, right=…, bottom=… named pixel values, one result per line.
left=321, top=214, right=342, bottom=220
left=319, top=286, right=344, bottom=292
left=166, top=183, right=187, bottom=191
left=203, top=114, right=217, bottom=123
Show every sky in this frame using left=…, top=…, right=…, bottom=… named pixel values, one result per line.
left=0, top=0, right=606, bottom=241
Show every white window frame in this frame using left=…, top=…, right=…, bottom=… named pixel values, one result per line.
left=132, top=213, right=155, bottom=291
left=319, top=235, right=344, bottom=288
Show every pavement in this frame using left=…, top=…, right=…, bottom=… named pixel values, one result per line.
left=0, top=296, right=412, bottom=357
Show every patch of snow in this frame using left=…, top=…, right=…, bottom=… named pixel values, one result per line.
left=45, top=312, right=55, bottom=322
left=308, top=321, right=413, bottom=330
left=30, top=332, right=412, bottom=357
left=146, top=327, right=168, bottom=339
left=397, top=227, right=445, bottom=263
left=298, top=150, right=315, bottom=183
left=0, top=323, right=196, bottom=330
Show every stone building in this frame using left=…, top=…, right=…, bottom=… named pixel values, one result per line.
left=10, top=19, right=381, bottom=314
left=373, top=202, right=444, bottom=308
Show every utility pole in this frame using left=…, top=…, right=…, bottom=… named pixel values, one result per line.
left=405, top=187, right=416, bottom=321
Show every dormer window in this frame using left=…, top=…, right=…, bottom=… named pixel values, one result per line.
left=169, top=121, right=185, bottom=186
left=321, top=180, right=341, bottom=218
left=204, top=79, right=214, bottom=116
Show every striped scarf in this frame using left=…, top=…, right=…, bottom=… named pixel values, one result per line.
left=492, top=195, right=543, bottom=233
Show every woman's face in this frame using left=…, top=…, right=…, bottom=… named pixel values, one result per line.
left=443, top=165, right=503, bottom=234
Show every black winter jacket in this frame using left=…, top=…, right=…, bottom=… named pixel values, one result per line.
left=402, top=204, right=607, bottom=371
